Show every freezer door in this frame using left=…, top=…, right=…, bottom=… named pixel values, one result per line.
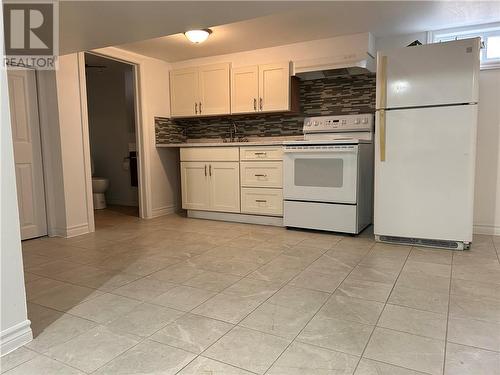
left=374, top=105, right=478, bottom=242
left=376, top=38, right=480, bottom=110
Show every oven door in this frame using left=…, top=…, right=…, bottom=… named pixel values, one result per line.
left=283, top=145, right=358, bottom=204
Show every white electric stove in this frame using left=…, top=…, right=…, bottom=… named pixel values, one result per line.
left=283, top=114, right=374, bottom=234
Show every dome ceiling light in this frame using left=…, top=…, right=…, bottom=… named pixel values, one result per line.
left=184, top=29, right=212, bottom=44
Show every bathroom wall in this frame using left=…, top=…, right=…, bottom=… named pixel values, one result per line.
left=155, top=72, right=376, bottom=143
left=86, top=57, right=138, bottom=207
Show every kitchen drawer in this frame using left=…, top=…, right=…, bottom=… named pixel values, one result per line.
left=241, top=188, right=283, bottom=216
left=240, top=146, right=283, bottom=161
left=180, top=147, right=239, bottom=162
left=240, top=161, right=282, bottom=188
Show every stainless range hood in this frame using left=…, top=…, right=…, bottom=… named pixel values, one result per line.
left=293, top=51, right=375, bottom=80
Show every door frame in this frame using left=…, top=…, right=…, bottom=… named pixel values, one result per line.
left=78, top=50, right=149, bottom=220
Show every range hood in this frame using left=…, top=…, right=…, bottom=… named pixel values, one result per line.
left=293, top=51, right=375, bottom=80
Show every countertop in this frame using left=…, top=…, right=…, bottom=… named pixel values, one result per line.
left=156, top=136, right=303, bottom=148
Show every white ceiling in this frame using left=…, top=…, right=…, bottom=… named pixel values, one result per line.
left=60, top=1, right=306, bottom=54
left=116, top=1, right=500, bottom=62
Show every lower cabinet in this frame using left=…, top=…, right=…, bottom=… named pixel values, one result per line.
left=209, top=162, right=240, bottom=213
left=181, top=161, right=240, bottom=213
left=241, top=188, right=283, bottom=216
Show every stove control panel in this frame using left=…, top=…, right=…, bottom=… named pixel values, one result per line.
left=303, top=114, right=373, bottom=134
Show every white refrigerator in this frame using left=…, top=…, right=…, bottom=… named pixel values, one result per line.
left=374, top=38, right=481, bottom=250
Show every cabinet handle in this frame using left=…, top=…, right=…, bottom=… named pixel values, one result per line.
left=255, top=199, right=267, bottom=203
left=259, top=97, right=263, bottom=111
left=254, top=174, right=267, bottom=177
left=195, top=102, right=198, bottom=114
left=199, top=101, right=202, bottom=114
left=253, top=98, right=257, bottom=111
left=205, top=164, right=207, bottom=176
left=254, top=152, right=266, bottom=155
left=209, top=164, right=212, bottom=176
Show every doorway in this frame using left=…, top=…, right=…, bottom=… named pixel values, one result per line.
left=7, top=69, right=48, bottom=240
left=84, top=53, right=140, bottom=222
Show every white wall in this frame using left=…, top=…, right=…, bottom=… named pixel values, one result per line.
left=88, top=47, right=180, bottom=219
left=0, top=6, right=32, bottom=354
left=86, top=64, right=138, bottom=207
left=474, top=69, right=500, bottom=234
left=376, top=33, right=500, bottom=235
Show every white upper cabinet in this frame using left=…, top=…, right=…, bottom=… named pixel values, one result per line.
left=259, top=62, right=290, bottom=112
left=170, top=67, right=199, bottom=117
left=231, top=65, right=259, bottom=114
left=232, top=62, right=292, bottom=114
left=199, top=63, right=231, bottom=115
left=170, top=63, right=230, bottom=117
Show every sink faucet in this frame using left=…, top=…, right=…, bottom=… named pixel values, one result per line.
left=227, top=121, right=248, bottom=143
left=222, top=121, right=248, bottom=143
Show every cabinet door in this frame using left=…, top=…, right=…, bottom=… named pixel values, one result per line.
left=231, top=65, right=259, bottom=114
left=181, top=162, right=210, bottom=210
left=199, top=63, right=230, bottom=116
left=258, top=62, right=290, bottom=112
left=209, top=162, right=240, bottom=213
left=170, top=68, right=199, bottom=117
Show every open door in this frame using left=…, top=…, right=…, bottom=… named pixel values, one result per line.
left=8, top=69, right=47, bottom=239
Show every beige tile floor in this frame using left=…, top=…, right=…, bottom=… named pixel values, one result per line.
left=2, top=208, right=500, bottom=374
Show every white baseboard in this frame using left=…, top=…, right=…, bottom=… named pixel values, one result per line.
left=0, top=320, right=32, bottom=356
left=48, top=223, right=90, bottom=238
left=149, top=204, right=178, bottom=219
left=188, top=210, right=284, bottom=227
left=473, top=224, right=500, bottom=236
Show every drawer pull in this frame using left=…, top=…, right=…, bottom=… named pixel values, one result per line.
left=254, top=174, right=267, bottom=177
left=255, top=199, right=267, bottom=203
left=254, top=152, right=267, bottom=157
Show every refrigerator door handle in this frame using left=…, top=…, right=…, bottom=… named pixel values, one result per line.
left=379, top=110, right=386, bottom=162
left=378, top=55, right=388, bottom=109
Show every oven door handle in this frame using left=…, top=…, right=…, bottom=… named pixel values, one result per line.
left=283, top=147, right=357, bottom=153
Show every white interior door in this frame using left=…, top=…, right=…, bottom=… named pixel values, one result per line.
left=8, top=69, right=47, bottom=240
left=374, top=105, right=478, bottom=242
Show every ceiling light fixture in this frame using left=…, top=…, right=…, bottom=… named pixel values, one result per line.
left=184, top=29, right=212, bottom=44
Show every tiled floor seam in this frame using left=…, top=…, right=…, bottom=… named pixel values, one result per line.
left=172, top=241, right=341, bottom=374
left=168, top=237, right=323, bottom=374
left=260, top=240, right=378, bottom=374
left=351, top=244, right=412, bottom=374
left=441, top=250, right=455, bottom=375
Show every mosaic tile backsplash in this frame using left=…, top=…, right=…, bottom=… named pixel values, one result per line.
left=156, top=73, right=375, bottom=144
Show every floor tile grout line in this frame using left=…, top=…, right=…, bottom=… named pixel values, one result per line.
left=441, top=250, right=455, bottom=375
left=351, top=244, right=412, bottom=375
left=142, top=235, right=323, bottom=374
left=261, top=240, right=378, bottom=374
left=173, top=238, right=345, bottom=375
left=354, top=357, right=433, bottom=375
left=23, top=222, right=492, bottom=374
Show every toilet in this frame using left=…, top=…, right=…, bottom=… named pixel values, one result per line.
left=91, top=158, right=109, bottom=209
